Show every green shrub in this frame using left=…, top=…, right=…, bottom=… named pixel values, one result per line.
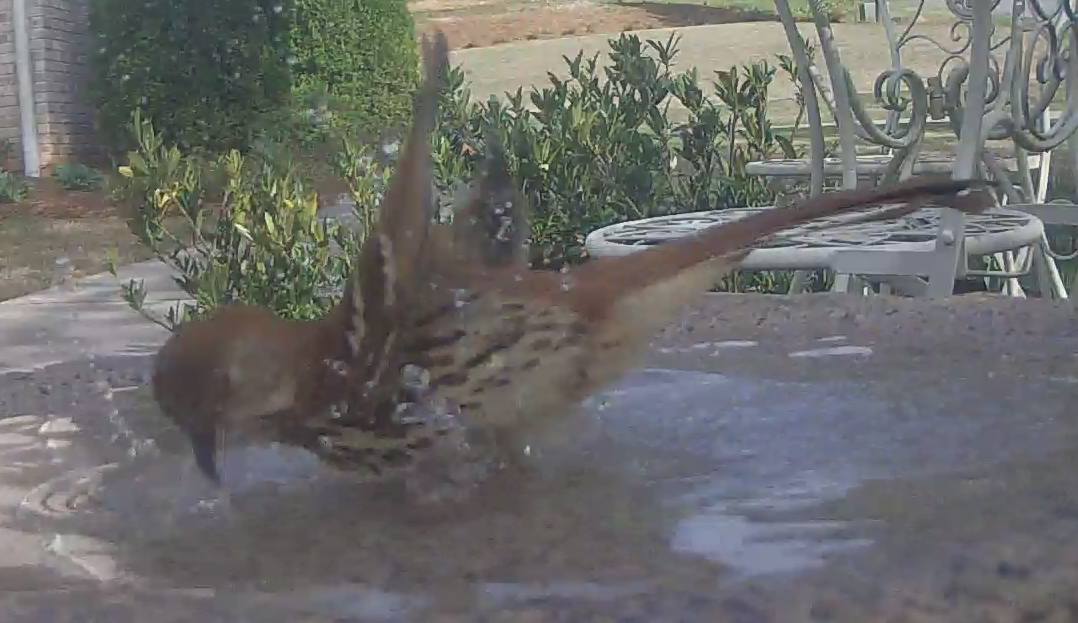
left=114, top=111, right=366, bottom=329
left=90, top=0, right=419, bottom=163
left=0, top=170, right=27, bottom=204
left=89, top=0, right=293, bottom=154
left=434, top=34, right=804, bottom=280
left=287, top=0, right=419, bottom=136
left=118, top=34, right=829, bottom=326
left=53, top=163, right=106, bottom=191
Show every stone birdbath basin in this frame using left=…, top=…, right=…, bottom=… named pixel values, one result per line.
left=1, top=293, right=1076, bottom=622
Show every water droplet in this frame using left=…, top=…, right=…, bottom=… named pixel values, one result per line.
left=401, top=364, right=430, bottom=392
left=559, top=266, right=574, bottom=292
left=452, top=288, right=471, bottom=309
left=324, top=359, right=349, bottom=377
left=52, top=257, right=73, bottom=290
left=485, top=353, right=505, bottom=370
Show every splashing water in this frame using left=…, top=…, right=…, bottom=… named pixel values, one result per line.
left=452, top=288, right=472, bottom=309
left=91, top=375, right=158, bottom=460
left=389, top=364, right=495, bottom=503
left=400, top=364, right=430, bottom=396
left=559, top=265, right=574, bottom=292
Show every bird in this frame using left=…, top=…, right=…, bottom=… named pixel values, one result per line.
left=150, top=33, right=530, bottom=486
left=153, top=30, right=995, bottom=486
left=326, top=31, right=995, bottom=469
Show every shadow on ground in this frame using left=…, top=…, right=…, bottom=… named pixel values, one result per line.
left=624, top=2, right=776, bottom=28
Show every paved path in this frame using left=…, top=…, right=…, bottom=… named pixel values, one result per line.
left=0, top=261, right=183, bottom=374
left=0, top=260, right=181, bottom=595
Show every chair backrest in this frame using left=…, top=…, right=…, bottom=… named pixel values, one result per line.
left=771, top=0, right=1077, bottom=296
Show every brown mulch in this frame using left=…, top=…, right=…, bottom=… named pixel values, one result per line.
left=417, top=1, right=777, bottom=50
left=1, top=177, right=118, bottom=221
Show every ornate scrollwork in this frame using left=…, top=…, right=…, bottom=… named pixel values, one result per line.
left=945, top=0, right=1004, bottom=22
left=935, top=0, right=1078, bottom=154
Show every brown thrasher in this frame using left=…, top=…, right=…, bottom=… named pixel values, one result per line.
left=153, top=31, right=993, bottom=485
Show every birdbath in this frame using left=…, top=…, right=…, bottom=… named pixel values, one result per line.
left=4, top=294, right=1078, bottom=620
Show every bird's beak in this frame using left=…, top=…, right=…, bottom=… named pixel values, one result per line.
left=188, top=428, right=221, bottom=486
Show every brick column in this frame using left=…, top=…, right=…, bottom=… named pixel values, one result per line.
left=0, top=0, right=24, bottom=172
left=29, top=0, right=99, bottom=171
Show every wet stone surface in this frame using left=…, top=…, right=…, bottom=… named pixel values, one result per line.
left=1, top=293, right=1077, bottom=621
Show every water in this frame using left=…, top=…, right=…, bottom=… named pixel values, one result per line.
left=11, top=329, right=1078, bottom=620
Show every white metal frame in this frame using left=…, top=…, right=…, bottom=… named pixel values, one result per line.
left=769, top=0, right=1078, bottom=298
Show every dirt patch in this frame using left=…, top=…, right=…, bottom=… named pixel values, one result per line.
left=410, top=0, right=506, bottom=13
left=0, top=216, right=152, bottom=302
left=14, top=177, right=117, bottom=220
left=0, top=173, right=153, bottom=301
left=416, top=0, right=776, bottom=50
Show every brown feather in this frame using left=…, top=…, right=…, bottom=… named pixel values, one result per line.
left=150, top=303, right=354, bottom=484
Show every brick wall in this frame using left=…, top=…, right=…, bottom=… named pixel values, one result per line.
left=0, top=0, right=99, bottom=176
left=29, top=0, right=98, bottom=171
left=0, top=0, right=23, bottom=172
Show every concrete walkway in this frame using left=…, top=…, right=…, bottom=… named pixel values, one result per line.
left=0, top=260, right=181, bottom=594
left=0, top=261, right=183, bottom=374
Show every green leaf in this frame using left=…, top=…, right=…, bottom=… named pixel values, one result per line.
left=234, top=223, right=253, bottom=241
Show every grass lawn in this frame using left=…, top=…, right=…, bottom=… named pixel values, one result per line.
left=450, top=19, right=959, bottom=123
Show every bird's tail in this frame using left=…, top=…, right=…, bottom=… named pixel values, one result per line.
left=343, top=31, right=449, bottom=350
left=570, top=178, right=994, bottom=324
